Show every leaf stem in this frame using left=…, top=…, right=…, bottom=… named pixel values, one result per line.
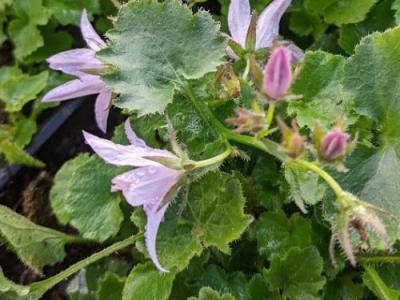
left=242, top=57, right=251, bottom=80
left=265, top=102, right=276, bottom=131
left=29, top=234, right=142, bottom=293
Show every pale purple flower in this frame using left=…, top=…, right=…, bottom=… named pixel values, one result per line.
left=263, top=46, right=292, bottom=99
left=320, top=128, right=349, bottom=161
left=83, top=120, right=183, bottom=272
left=43, top=10, right=112, bottom=133
left=228, top=0, right=292, bottom=50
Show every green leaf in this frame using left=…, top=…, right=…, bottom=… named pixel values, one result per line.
left=363, top=265, right=400, bottom=300
left=0, top=127, right=44, bottom=167
left=0, top=204, right=75, bottom=274
left=323, top=0, right=378, bottom=26
left=8, top=0, right=49, bottom=60
left=323, top=274, right=364, bottom=300
left=99, top=0, right=226, bottom=115
left=288, top=51, right=351, bottom=129
left=44, top=0, right=101, bottom=25
left=198, top=265, right=247, bottom=300
left=264, top=246, right=326, bottom=300
left=338, top=0, right=395, bottom=54
left=97, top=273, right=125, bottom=300
left=50, top=154, right=124, bottom=242
left=255, top=210, right=312, bottom=260
left=132, top=172, right=252, bottom=271
left=289, top=10, right=327, bottom=38
left=122, top=263, right=175, bottom=300
left=188, top=287, right=236, bottom=300
left=339, top=28, right=400, bottom=240
left=393, top=0, right=400, bottom=25
left=0, top=71, right=48, bottom=112
left=246, top=274, right=276, bottom=300
left=284, top=163, right=326, bottom=211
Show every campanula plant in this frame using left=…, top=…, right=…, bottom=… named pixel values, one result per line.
left=2, top=0, right=400, bottom=299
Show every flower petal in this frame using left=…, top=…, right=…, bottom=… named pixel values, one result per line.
left=256, top=0, right=292, bottom=49
left=95, top=89, right=112, bottom=133
left=42, top=76, right=105, bottom=102
left=124, top=119, right=147, bottom=148
left=228, top=0, right=251, bottom=47
left=80, top=9, right=107, bottom=51
left=144, top=204, right=170, bottom=273
left=83, top=131, right=176, bottom=167
left=111, top=166, right=180, bottom=207
left=47, top=48, right=103, bottom=76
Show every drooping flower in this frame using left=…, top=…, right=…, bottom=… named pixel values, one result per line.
left=263, top=46, right=292, bottom=100
left=228, top=0, right=301, bottom=54
left=83, top=120, right=184, bottom=272
left=320, top=127, right=349, bottom=161
left=43, top=10, right=112, bottom=133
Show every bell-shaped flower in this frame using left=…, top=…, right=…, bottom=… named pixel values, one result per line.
left=43, top=9, right=112, bottom=133
left=263, top=46, right=292, bottom=100
left=320, top=127, right=349, bottom=161
left=83, top=120, right=184, bottom=272
left=228, top=0, right=302, bottom=55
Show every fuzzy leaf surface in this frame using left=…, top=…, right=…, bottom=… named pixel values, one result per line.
left=50, top=154, right=124, bottom=242
left=132, top=172, right=252, bottom=271
left=99, top=0, right=226, bottom=115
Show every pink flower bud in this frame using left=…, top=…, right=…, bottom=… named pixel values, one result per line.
left=320, top=128, right=349, bottom=161
left=263, top=47, right=292, bottom=100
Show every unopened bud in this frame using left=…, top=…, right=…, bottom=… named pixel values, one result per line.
left=263, top=47, right=292, bottom=100
left=226, top=108, right=265, bottom=135
left=277, top=118, right=305, bottom=159
left=320, top=128, right=349, bottom=161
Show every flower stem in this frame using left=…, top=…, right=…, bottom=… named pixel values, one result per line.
left=30, top=234, right=142, bottom=294
left=193, top=145, right=232, bottom=169
left=293, top=159, right=344, bottom=198
left=265, top=102, right=276, bottom=131
left=242, top=57, right=251, bottom=80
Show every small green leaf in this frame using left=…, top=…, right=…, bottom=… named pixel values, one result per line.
left=323, top=0, right=379, bottom=25
left=246, top=274, right=276, bottom=300
left=188, top=287, right=236, bottom=300
left=44, top=0, right=101, bottom=25
left=0, top=205, right=75, bottom=274
left=0, top=127, right=43, bottom=167
left=255, top=210, right=312, bottom=260
left=323, top=274, right=364, bottom=300
left=363, top=265, right=400, bottom=300
left=50, top=154, right=124, bottom=242
left=132, top=172, right=252, bottom=271
left=122, top=263, right=175, bottom=300
left=289, top=51, right=351, bottom=129
left=264, top=246, right=326, bottom=300
left=8, top=0, right=49, bottom=60
left=97, top=273, right=125, bottom=300
left=99, top=0, right=226, bottom=115
left=284, top=163, right=326, bottom=210
left=0, top=71, right=48, bottom=112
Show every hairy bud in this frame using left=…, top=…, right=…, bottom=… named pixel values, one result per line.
left=277, top=118, right=305, bottom=159
left=320, top=128, right=349, bottom=161
left=226, top=108, right=266, bottom=134
left=263, top=47, right=292, bottom=100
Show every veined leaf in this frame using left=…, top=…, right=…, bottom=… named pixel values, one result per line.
left=99, top=0, right=226, bottom=115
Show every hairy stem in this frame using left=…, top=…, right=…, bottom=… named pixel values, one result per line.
left=30, top=234, right=142, bottom=293
left=265, top=102, right=276, bottom=131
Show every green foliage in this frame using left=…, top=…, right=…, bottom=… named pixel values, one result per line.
left=50, top=154, right=124, bottom=242
left=255, top=210, right=313, bottom=260
left=264, top=246, right=326, bottom=299
left=363, top=265, right=400, bottom=300
left=189, top=287, right=235, bottom=300
left=99, top=0, right=226, bottom=115
left=0, top=205, right=75, bottom=274
left=132, top=172, right=252, bottom=271
left=122, top=263, right=175, bottom=300
left=288, top=51, right=349, bottom=129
